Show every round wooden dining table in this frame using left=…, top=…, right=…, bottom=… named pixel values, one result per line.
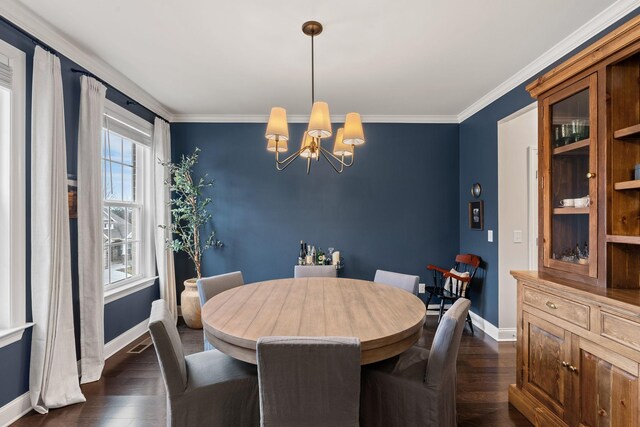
left=201, top=277, right=426, bottom=365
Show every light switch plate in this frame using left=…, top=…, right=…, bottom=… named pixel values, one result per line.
left=418, top=283, right=425, bottom=293
left=513, top=230, right=523, bottom=243
left=488, top=230, right=493, bottom=242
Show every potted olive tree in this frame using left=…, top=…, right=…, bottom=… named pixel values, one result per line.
left=160, top=148, right=222, bottom=328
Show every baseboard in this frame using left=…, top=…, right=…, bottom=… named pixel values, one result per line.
left=498, top=328, right=517, bottom=341
left=468, top=310, right=500, bottom=340
left=0, top=392, right=31, bottom=427
left=104, top=318, right=149, bottom=359
left=426, top=303, right=516, bottom=342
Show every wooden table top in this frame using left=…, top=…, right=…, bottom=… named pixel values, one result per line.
left=202, top=277, right=427, bottom=365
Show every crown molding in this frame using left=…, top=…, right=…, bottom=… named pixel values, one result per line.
left=0, top=0, right=175, bottom=121
left=359, top=115, right=459, bottom=124
left=3, top=0, right=638, bottom=125
left=171, top=113, right=459, bottom=124
left=457, top=0, right=640, bottom=123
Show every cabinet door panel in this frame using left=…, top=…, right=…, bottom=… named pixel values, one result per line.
left=576, top=340, right=639, bottom=427
left=523, top=312, right=571, bottom=419
left=542, top=73, right=598, bottom=280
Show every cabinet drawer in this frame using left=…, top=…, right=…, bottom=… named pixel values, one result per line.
left=523, top=287, right=590, bottom=329
left=601, top=311, right=640, bottom=354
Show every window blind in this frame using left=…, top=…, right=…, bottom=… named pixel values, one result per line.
left=103, top=100, right=153, bottom=147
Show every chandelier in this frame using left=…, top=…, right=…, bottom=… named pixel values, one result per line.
left=264, top=21, right=365, bottom=174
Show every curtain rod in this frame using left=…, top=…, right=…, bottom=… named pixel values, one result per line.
left=70, top=68, right=169, bottom=123
left=0, top=16, right=168, bottom=124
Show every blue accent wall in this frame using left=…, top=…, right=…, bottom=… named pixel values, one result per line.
left=171, top=123, right=460, bottom=301
left=459, top=8, right=640, bottom=325
left=0, top=17, right=159, bottom=408
left=0, top=330, right=32, bottom=409
left=104, top=285, right=159, bottom=342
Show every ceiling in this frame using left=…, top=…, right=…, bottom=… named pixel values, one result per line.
left=12, top=0, right=624, bottom=120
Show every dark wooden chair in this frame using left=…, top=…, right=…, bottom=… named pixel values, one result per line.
left=425, top=254, right=481, bottom=335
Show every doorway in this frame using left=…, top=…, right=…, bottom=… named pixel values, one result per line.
left=497, top=102, right=537, bottom=341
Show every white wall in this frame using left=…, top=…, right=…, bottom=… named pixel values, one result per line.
left=497, top=103, right=537, bottom=340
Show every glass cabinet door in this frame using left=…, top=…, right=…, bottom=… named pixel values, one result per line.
left=543, top=74, right=598, bottom=278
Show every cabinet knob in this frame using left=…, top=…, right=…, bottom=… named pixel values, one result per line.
left=560, top=361, right=569, bottom=368
left=586, top=172, right=596, bottom=179
left=546, top=301, right=558, bottom=310
left=568, top=365, right=579, bottom=374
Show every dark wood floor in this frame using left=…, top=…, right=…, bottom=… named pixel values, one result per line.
left=13, top=316, right=532, bottom=426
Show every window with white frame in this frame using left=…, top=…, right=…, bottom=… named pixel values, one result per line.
left=102, top=100, right=154, bottom=299
left=0, top=39, right=28, bottom=347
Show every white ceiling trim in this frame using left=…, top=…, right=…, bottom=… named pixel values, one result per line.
left=171, top=114, right=459, bottom=124
left=0, top=0, right=175, bottom=121
left=457, top=0, right=640, bottom=123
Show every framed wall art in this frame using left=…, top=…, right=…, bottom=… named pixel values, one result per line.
left=469, top=200, right=483, bottom=230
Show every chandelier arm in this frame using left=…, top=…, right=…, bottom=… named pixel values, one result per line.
left=307, top=156, right=312, bottom=174
left=275, top=147, right=304, bottom=165
left=275, top=148, right=305, bottom=171
left=319, top=148, right=345, bottom=174
left=319, top=146, right=355, bottom=167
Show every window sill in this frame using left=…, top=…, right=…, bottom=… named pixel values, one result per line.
left=0, top=323, right=34, bottom=349
left=104, top=276, right=158, bottom=305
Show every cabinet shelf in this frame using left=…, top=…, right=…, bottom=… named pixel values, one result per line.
left=552, top=139, right=590, bottom=155
left=606, top=235, right=640, bottom=244
left=614, top=180, right=640, bottom=190
left=553, top=207, right=589, bottom=215
left=614, top=123, right=640, bottom=139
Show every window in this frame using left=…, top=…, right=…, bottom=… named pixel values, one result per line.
left=0, top=39, right=28, bottom=347
left=102, top=100, right=155, bottom=303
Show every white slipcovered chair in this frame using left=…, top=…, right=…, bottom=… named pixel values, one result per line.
left=294, top=265, right=337, bottom=278
left=257, top=336, right=361, bottom=427
left=148, top=299, right=259, bottom=426
left=373, top=269, right=420, bottom=294
left=197, top=271, right=244, bottom=350
left=360, top=298, right=471, bottom=427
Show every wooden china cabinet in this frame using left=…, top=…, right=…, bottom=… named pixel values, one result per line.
left=510, top=15, right=640, bottom=427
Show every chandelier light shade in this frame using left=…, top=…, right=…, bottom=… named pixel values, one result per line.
left=307, top=101, right=332, bottom=138
left=299, top=132, right=319, bottom=159
left=332, top=128, right=353, bottom=157
left=343, top=113, right=365, bottom=146
left=265, top=107, right=289, bottom=141
left=265, top=21, right=364, bottom=174
left=267, top=138, right=288, bottom=152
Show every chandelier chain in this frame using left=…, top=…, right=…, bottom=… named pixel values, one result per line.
left=311, top=33, right=315, bottom=105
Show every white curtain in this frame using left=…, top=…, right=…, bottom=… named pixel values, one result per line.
left=77, top=75, right=107, bottom=384
left=153, top=118, right=177, bottom=321
left=30, top=46, right=86, bottom=413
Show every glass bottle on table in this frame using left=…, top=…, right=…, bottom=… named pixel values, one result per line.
left=306, top=244, right=313, bottom=265
left=298, top=240, right=306, bottom=265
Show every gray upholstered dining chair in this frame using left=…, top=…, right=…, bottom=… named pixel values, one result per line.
left=148, top=299, right=259, bottom=427
left=197, top=271, right=244, bottom=350
left=256, top=336, right=361, bottom=427
left=373, top=269, right=420, bottom=294
left=360, top=298, right=471, bottom=427
left=293, top=265, right=337, bottom=278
